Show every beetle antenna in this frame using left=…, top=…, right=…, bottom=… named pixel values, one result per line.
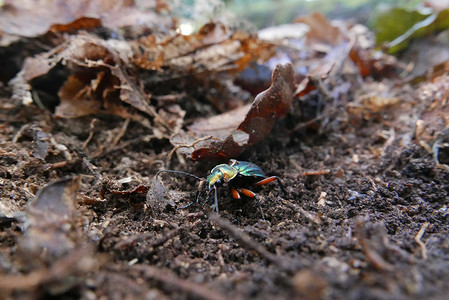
left=156, top=170, right=205, bottom=182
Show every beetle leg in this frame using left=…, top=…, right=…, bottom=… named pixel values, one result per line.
left=255, top=176, right=286, bottom=194
left=179, top=189, right=204, bottom=210
left=255, top=176, right=276, bottom=185
left=231, top=188, right=241, bottom=199
left=202, top=186, right=219, bottom=213
left=177, top=201, right=195, bottom=210
left=239, top=188, right=256, bottom=198
left=239, top=188, right=265, bottom=220
left=213, top=185, right=219, bottom=213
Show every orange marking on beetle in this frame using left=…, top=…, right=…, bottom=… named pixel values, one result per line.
left=240, top=188, right=256, bottom=198
left=231, top=188, right=240, bottom=199
left=255, top=176, right=277, bottom=186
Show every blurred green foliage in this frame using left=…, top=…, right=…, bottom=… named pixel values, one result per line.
left=374, top=8, right=449, bottom=53
left=223, top=0, right=423, bottom=28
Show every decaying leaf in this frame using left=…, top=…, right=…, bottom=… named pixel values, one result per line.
left=403, top=43, right=449, bottom=84
left=349, top=82, right=401, bottom=119
left=111, top=185, right=150, bottom=195
left=415, top=74, right=449, bottom=149
left=18, top=34, right=164, bottom=129
left=349, top=45, right=399, bottom=79
left=20, top=177, right=80, bottom=260
left=147, top=178, right=174, bottom=214
left=134, top=22, right=275, bottom=73
left=170, top=63, right=296, bottom=161
left=0, top=0, right=170, bottom=39
left=295, top=12, right=346, bottom=50
left=49, top=17, right=102, bottom=33
left=13, top=20, right=275, bottom=134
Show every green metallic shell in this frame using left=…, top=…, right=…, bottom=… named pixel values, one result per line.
left=207, top=160, right=266, bottom=188
left=207, top=164, right=238, bottom=187
left=231, top=160, right=265, bottom=178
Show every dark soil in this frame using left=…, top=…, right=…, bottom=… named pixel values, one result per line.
left=1, top=81, right=448, bottom=300
left=0, top=5, right=449, bottom=299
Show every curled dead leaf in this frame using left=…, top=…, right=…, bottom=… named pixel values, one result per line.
left=349, top=45, right=399, bottom=79
left=21, top=177, right=80, bottom=259
left=170, top=63, right=296, bottom=161
left=0, top=0, right=170, bottom=39
left=134, top=22, right=275, bottom=73
left=349, top=82, right=401, bottom=119
left=295, top=12, right=346, bottom=49
left=49, top=17, right=102, bottom=33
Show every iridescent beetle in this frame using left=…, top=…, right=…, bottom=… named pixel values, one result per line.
left=156, top=159, right=285, bottom=219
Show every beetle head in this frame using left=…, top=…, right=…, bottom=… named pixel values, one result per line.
left=207, top=164, right=238, bottom=188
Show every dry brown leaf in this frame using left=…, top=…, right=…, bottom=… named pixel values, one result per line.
left=49, top=17, right=102, bottom=33
left=21, top=177, right=80, bottom=259
left=56, top=74, right=104, bottom=118
left=170, top=63, right=295, bottom=161
left=295, top=12, right=346, bottom=48
left=415, top=75, right=449, bottom=144
left=349, top=82, right=401, bottom=119
left=17, top=34, right=167, bottom=129
left=134, top=23, right=275, bottom=73
left=349, top=44, right=399, bottom=79
left=0, top=0, right=169, bottom=38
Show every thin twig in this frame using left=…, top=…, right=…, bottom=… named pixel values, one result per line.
left=82, top=118, right=99, bottom=150
left=12, top=124, right=28, bottom=143
left=130, top=264, right=227, bottom=300
left=50, top=136, right=72, bottom=161
left=414, top=222, right=429, bottom=260
left=207, top=212, right=295, bottom=271
left=166, top=135, right=213, bottom=167
left=83, top=157, right=102, bottom=181
left=281, top=200, right=322, bottom=225
left=355, top=219, right=394, bottom=271
left=114, top=226, right=184, bottom=250
left=112, top=118, right=130, bottom=146
left=302, top=169, right=331, bottom=176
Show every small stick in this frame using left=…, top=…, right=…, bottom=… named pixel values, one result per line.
left=166, top=135, right=213, bottom=167
left=356, top=219, right=394, bottom=271
left=281, top=200, right=322, bottom=225
left=50, top=136, right=72, bottom=161
left=83, top=157, right=102, bottom=181
left=82, top=118, right=99, bottom=150
left=302, top=169, right=331, bottom=176
left=12, top=124, right=28, bottom=143
left=130, top=264, right=227, bottom=300
left=207, top=212, right=292, bottom=270
left=112, top=118, right=130, bottom=146
left=44, top=161, right=68, bottom=170
left=114, top=226, right=184, bottom=250
left=414, top=222, right=429, bottom=260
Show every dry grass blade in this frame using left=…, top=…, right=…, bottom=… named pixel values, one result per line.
left=414, top=222, right=430, bottom=260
